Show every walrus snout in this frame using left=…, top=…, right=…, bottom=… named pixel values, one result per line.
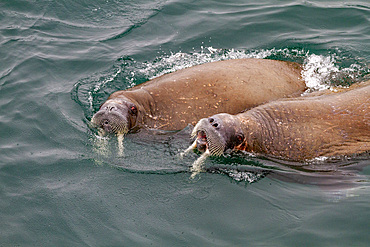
left=100, top=118, right=115, bottom=133
left=192, top=114, right=245, bottom=156
left=192, top=116, right=228, bottom=156
left=91, top=111, right=128, bottom=135
left=91, top=100, right=133, bottom=135
left=195, top=117, right=223, bottom=152
left=196, top=130, right=208, bottom=152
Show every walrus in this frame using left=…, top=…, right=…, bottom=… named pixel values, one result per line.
left=189, top=80, right=370, bottom=164
left=91, top=58, right=306, bottom=137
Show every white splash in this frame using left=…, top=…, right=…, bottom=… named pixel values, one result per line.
left=92, top=134, right=110, bottom=158
left=227, top=170, right=264, bottom=183
left=302, top=54, right=339, bottom=91
left=87, top=67, right=122, bottom=111
left=138, top=47, right=304, bottom=80
left=190, top=149, right=211, bottom=179
left=312, top=156, right=329, bottom=162
left=301, top=53, right=368, bottom=92
left=179, top=139, right=210, bottom=178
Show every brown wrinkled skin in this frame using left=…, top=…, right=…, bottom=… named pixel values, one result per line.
left=234, top=81, right=370, bottom=161
left=107, top=58, right=305, bottom=131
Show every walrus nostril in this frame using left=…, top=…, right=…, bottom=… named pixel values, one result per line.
left=209, top=118, right=214, bottom=123
left=212, top=123, right=218, bottom=128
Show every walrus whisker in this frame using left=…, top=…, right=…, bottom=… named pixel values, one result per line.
left=190, top=149, right=211, bottom=179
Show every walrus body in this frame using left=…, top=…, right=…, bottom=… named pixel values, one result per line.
left=192, top=81, right=370, bottom=161
left=92, top=58, right=305, bottom=135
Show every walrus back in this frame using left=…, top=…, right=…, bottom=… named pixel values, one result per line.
left=247, top=82, right=370, bottom=160
left=125, top=58, right=306, bottom=130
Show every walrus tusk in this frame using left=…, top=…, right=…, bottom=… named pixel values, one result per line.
left=98, top=129, right=106, bottom=137
left=190, top=149, right=211, bottom=179
left=179, top=140, right=197, bottom=158
left=117, top=134, right=124, bottom=156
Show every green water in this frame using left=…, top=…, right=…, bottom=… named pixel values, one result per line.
left=1, top=0, right=369, bottom=246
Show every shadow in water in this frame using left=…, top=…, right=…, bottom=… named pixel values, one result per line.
left=88, top=126, right=369, bottom=192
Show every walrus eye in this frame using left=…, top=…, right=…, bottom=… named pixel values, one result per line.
left=130, top=105, right=138, bottom=115
left=236, top=134, right=244, bottom=145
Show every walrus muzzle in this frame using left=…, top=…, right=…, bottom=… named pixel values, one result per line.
left=192, top=117, right=227, bottom=156
left=91, top=111, right=129, bottom=136
left=91, top=100, right=135, bottom=136
left=191, top=114, right=245, bottom=156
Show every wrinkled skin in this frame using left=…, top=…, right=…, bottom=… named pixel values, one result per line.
left=91, top=58, right=306, bottom=136
left=193, top=81, right=370, bottom=161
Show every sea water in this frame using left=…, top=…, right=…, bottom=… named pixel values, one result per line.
left=1, top=0, right=369, bottom=246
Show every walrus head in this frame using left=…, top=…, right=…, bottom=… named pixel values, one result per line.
left=191, top=113, right=245, bottom=156
left=91, top=98, right=138, bottom=136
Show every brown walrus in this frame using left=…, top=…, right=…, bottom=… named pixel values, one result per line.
left=91, top=58, right=305, bottom=136
left=190, top=80, right=370, bottom=162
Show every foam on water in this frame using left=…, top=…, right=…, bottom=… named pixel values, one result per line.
left=138, top=47, right=306, bottom=80
left=302, top=54, right=339, bottom=91
left=301, top=52, right=369, bottom=92
left=292, top=49, right=361, bottom=89
left=225, top=170, right=265, bottom=183
left=87, top=67, right=122, bottom=111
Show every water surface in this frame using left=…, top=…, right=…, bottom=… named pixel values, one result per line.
left=1, top=0, right=369, bottom=246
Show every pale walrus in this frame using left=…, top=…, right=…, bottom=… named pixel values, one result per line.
left=190, top=80, right=370, bottom=162
left=91, top=58, right=305, bottom=136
